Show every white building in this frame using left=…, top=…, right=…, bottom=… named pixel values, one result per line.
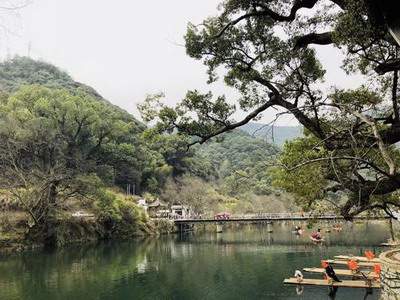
left=171, top=204, right=191, bottom=219
left=137, top=198, right=148, bottom=211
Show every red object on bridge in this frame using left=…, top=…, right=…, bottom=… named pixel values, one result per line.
left=214, top=212, right=231, bottom=220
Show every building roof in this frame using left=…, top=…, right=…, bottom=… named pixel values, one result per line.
left=148, top=199, right=168, bottom=208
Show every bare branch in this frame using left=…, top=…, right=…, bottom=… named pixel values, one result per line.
left=347, top=109, right=396, bottom=175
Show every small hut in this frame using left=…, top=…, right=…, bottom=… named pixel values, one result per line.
left=147, top=199, right=168, bottom=218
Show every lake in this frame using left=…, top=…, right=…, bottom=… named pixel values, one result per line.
left=0, top=221, right=390, bottom=300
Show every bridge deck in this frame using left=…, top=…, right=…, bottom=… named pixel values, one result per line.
left=173, top=215, right=388, bottom=224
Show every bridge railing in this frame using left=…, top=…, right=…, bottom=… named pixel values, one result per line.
left=172, top=212, right=343, bottom=221
left=230, top=212, right=339, bottom=219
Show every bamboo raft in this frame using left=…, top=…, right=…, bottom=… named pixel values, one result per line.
left=284, top=250, right=383, bottom=291
left=326, top=259, right=376, bottom=268
left=284, top=278, right=380, bottom=289
left=303, top=268, right=377, bottom=279
left=334, top=255, right=381, bottom=263
left=381, top=242, right=400, bottom=247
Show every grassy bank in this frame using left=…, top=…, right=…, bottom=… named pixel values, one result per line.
left=0, top=189, right=158, bottom=254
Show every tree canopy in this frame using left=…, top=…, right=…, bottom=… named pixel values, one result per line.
left=140, top=0, right=400, bottom=218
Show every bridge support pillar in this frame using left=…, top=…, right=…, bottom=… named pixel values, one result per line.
left=176, top=222, right=193, bottom=234
left=267, top=222, right=273, bottom=233
left=216, top=223, right=223, bottom=233
left=176, top=223, right=183, bottom=234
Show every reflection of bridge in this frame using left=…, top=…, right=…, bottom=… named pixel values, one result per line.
left=173, top=213, right=389, bottom=232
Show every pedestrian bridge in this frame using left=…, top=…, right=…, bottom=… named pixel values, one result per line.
left=173, top=213, right=389, bottom=233
left=173, top=212, right=388, bottom=225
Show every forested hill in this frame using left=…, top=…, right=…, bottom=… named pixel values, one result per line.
left=193, top=130, right=280, bottom=195
left=240, top=122, right=302, bottom=146
left=195, top=129, right=279, bottom=178
left=0, top=56, right=141, bottom=125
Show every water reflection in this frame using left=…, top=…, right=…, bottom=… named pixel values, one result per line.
left=0, top=221, right=390, bottom=300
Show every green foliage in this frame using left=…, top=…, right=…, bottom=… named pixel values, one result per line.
left=332, top=0, right=394, bottom=76
left=0, top=58, right=187, bottom=194
left=272, top=136, right=328, bottom=208
left=331, top=87, right=383, bottom=108
left=0, top=85, right=140, bottom=179
left=161, top=174, right=296, bottom=215
left=0, top=56, right=142, bottom=125
left=0, top=56, right=72, bottom=91
left=156, top=130, right=293, bottom=214
left=0, top=84, right=159, bottom=232
left=93, top=189, right=150, bottom=237
left=194, top=129, right=279, bottom=195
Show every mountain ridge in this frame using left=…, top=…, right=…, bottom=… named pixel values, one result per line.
left=240, top=122, right=303, bottom=146
left=0, top=56, right=143, bottom=126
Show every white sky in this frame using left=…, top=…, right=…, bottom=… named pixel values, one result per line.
left=0, top=0, right=364, bottom=126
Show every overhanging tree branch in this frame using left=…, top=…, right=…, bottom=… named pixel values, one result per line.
left=214, top=0, right=320, bottom=39
left=375, top=58, right=400, bottom=74
left=294, top=32, right=334, bottom=49
left=187, top=98, right=277, bottom=147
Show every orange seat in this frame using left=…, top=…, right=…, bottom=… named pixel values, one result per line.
left=365, top=250, right=375, bottom=260
left=348, top=259, right=359, bottom=271
left=374, top=264, right=381, bottom=276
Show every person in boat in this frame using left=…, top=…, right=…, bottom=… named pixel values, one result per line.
left=311, top=228, right=322, bottom=240
left=322, top=261, right=342, bottom=282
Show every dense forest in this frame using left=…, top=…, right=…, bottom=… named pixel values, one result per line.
left=0, top=57, right=294, bottom=248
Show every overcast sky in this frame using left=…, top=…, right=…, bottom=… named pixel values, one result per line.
left=0, top=0, right=364, bottom=126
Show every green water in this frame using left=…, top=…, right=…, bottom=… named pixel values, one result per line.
left=0, top=221, right=390, bottom=300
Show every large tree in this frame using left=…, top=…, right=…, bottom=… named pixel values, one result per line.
left=141, top=0, right=400, bottom=219
left=0, top=85, right=146, bottom=230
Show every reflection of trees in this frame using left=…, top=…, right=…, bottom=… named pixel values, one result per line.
left=0, top=239, right=155, bottom=299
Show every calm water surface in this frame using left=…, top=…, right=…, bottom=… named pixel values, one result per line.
left=0, top=221, right=390, bottom=300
